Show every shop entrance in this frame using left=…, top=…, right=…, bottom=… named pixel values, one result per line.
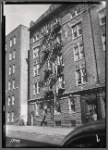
left=81, top=94, right=98, bottom=124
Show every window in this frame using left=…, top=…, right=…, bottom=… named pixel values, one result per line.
left=68, top=97, right=75, bottom=112
left=11, top=112, right=14, bottom=122
left=8, top=81, right=11, bottom=90
left=35, top=102, right=39, bottom=116
left=13, top=50, right=15, bottom=59
left=99, top=8, right=106, bottom=26
left=56, top=101, right=61, bottom=113
left=33, top=83, right=36, bottom=95
left=76, top=64, right=87, bottom=85
left=102, top=34, right=106, bottom=51
left=13, top=65, right=15, bottom=74
left=33, top=82, right=40, bottom=95
left=9, top=53, right=12, bottom=61
left=72, top=22, right=82, bottom=39
left=9, top=66, right=11, bottom=75
left=10, top=39, right=12, bottom=47
left=8, top=97, right=11, bottom=106
left=33, top=47, right=39, bottom=59
left=76, top=69, right=81, bottom=85
left=37, top=82, right=40, bottom=94
left=13, top=36, right=16, bottom=45
left=7, top=112, right=10, bottom=123
left=12, top=79, right=15, bottom=89
left=74, top=43, right=85, bottom=61
left=33, top=35, right=39, bottom=42
left=33, top=64, right=40, bottom=76
left=58, top=76, right=65, bottom=88
left=12, top=96, right=15, bottom=105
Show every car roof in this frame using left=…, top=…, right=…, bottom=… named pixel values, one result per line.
left=60, top=119, right=105, bottom=146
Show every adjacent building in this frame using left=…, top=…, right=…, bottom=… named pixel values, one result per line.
left=28, top=3, right=106, bottom=127
left=5, top=25, right=29, bottom=125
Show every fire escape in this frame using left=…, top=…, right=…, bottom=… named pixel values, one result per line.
left=40, top=19, right=65, bottom=117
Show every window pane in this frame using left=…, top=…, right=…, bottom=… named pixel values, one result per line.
left=76, top=69, right=81, bottom=84
left=13, top=50, right=15, bottom=59
left=80, top=44, right=85, bottom=58
left=13, top=36, right=16, bottom=45
left=73, top=26, right=77, bottom=38
left=74, top=46, right=79, bottom=61
left=78, top=23, right=82, bottom=35
left=81, top=67, right=87, bottom=83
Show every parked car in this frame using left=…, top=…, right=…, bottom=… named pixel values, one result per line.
left=60, top=119, right=106, bottom=148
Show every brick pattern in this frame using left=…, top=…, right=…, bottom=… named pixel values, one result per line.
left=28, top=4, right=105, bottom=126
left=5, top=25, right=29, bottom=124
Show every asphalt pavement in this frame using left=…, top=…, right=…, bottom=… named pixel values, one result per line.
left=5, top=125, right=75, bottom=147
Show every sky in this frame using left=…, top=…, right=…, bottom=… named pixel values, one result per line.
left=4, top=2, right=106, bottom=35
left=4, top=4, right=51, bottom=35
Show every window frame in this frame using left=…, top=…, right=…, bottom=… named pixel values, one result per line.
left=7, top=112, right=10, bottom=123
left=73, top=43, right=85, bottom=62
left=71, top=22, right=82, bottom=40
left=13, top=36, right=16, bottom=45
left=13, top=64, right=15, bottom=74
left=9, top=66, right=12, bottom=75
left=68, top=97, right=75, bottom=112
left=13, top=50, right=15, bottom=59
left=9, top=52, right=12, bottom=61
left=12, top=96, right=15, bottom=105
left=75, top=64, right=87, bottom=86
left=8, top=97, right=11, bottom=106
left=8, top=81, right=11, bottom=90
left=11, top=112, right=14, bottom=122
left=10, top=39, right=12, bottom=47
left=99, top=8, right=106, bottom=26
left=12, top=79, right=15, bottom=89
left=33, top=47, right=40, bottom=59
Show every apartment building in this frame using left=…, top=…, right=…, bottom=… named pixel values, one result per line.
left=5, top=25, right=29, bottom=125
left=28, top=3, right=106, bottom=127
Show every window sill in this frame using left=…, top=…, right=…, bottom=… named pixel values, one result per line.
left=76, top=82, right=87, bottom=87
left=73, top=34, right=82, bottom=41
left=68, top=111, right=76, bottom=114
left=74, top=57, right=85, bottom=62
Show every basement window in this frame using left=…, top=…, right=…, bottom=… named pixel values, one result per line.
left=55, top=121, right=61, bottom=126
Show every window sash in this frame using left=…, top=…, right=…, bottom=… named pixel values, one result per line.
left=13, top=80, right=15, bottom=89
left=12, top=96, right=15, bottom=105
left=76, top=69, right=81, bottom=85
left=13, top=36, right=16, bottom=45
left=10, top=39, right=12, bottom=47
left=79, top=44, right=84, bottom=59
left=7, top=113, right=10, bottom=122
left=11, top=112, right=14, bottom=122
left=13, top=50, right=15, bottom=59
left=9, top=67, right=11, bottom=75
left=9, top=53, right=12, bottom=61
left=8, top=97, right=10, bottom=106
left=13, top=65, right=15, bottom=74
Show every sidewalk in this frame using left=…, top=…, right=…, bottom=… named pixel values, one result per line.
left=6, top=125, right=75, bottom=145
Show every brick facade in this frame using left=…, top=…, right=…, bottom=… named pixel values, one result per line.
left=28, top=3, right=106, bottom=127
left=5, top=25, right=30, bottom=125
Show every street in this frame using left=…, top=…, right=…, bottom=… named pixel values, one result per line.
left=5, top=125, right=75, bottom=147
